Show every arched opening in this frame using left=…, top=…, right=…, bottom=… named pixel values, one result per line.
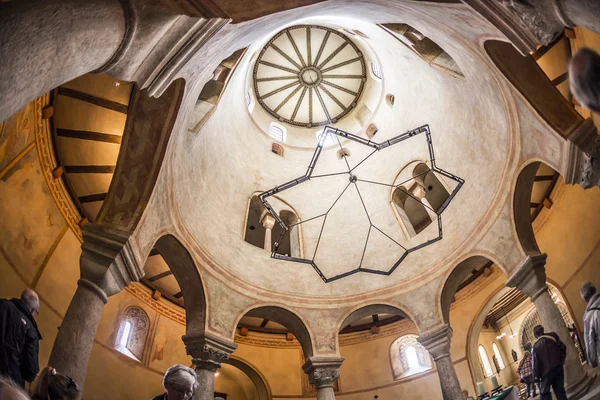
left=413, top=163, right=451, bottom=213
left=514, top=161, right=561, bottom=255
left=379, top=23, right=464, bottom=78
left=115, top=306, right=150, bottom=362
left=151, top=235, right=207, bottom=334
left=392, top=185, right=433, bottom=237
left=236, top=306, right=313, bottom=359
left=492, top=343, right=505, bottom=370
left=244, top=195, right=301, bottom=256
left=222, top=357, right=271, bottom=400
left=270, top=143, right=284, bottom=157
left=189, top=48, right=248, bottom=133
left=389, top=335, right=433, bottom=379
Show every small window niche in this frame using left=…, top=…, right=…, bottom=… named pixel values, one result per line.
left=371, top=62, right=382, bottom=79
left=269, top=122, right=287, bottom=142
left=271, top=142, right=284, bottom=157
left=115, top=306, right=150, bottom=362
left=390, top=334, right=433, bottom=380
left=366, top=123, right=378, bottom=139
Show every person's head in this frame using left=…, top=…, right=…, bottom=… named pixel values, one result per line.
left=163, top=365, right=197, bottom=400
left=533, top=325, right=545, bottom=339
left=30, top=367, right=79, bottom=400
left=524, top=342, right=532, bottom=353
left=569, top=48, right=600, bottom=114
left=21, top=289, right=39, bottom=318
left=581, top=281, right=597, bottom=303
left=0, top=376, right=30, bottom=400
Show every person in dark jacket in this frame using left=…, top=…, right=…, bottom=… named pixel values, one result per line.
left=0, top=289, right=42, bottom=388
left=581, top=281, right=600, bottom=367
left=532, top=325, right=567, bottom=400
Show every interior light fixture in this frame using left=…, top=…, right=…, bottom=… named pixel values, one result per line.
left=497, top=306, right=517, bottom=340
left=260, top=125, right=464, bottom=283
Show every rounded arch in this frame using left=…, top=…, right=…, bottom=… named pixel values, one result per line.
left=234, top=305, right=314, bottom=358
left=153, top=234, right=207, bottom=334
left=514, top=161, right=542, bottom=255
left=223, top=356, right=272, bottom=400
left=439, top=255, right=497, bottom=325
left=389, top=334, right=433, bottom=380
left=337, top=303, right=414, bottom=334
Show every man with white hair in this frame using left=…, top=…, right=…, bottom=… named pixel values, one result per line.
left=152, top=364, right=198, bottom=400
left=581, top=281, right=600, bottom=367
left=570, top=48, right=600, bottom=115
left=0, top=289, right=42, bottom=388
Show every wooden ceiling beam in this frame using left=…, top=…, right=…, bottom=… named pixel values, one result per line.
left=64, top=165, right=116, bottom=174
left=260, top=319, right=270, bottom=328
left=147, top=270, right=173, bottom=282
left=57, top=128, right=122, bottom=144
left=78, top=192, right=107, bottom=203
left=58, top=87, right=128, bottom=114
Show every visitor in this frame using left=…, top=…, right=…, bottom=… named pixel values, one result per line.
left=532, top=325, right=567, bottom=400
left=30, top=367, right=79, bottom=400
left=569, top=48, right=600, bottom=115
left=0, top=376, right=30, bottom=400
left=0, top=289, right=42, bottom=387
left=517, top=343, right=536, bottom=398
left=152, top=364, right=198, bottom=400
left=581, top=281, right=599, bottom=367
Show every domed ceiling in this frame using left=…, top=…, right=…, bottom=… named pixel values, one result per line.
left=253, top=25, right=366, bottom=127
left=171, top=3, right=517, bottom=299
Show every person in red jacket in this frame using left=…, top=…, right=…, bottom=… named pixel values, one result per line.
left=532, top=325, right=567, bottom=400
left=517, top=343, right=536, bottom=398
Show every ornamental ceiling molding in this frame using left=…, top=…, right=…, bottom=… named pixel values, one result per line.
left=34, top=93, right=83, bottom=242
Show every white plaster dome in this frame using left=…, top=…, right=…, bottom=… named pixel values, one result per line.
left=172, top=3, right=518, bottom=302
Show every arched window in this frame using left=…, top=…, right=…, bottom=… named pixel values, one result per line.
left=271, top=143, right=284, bottom=157
left=115, top=306, right=150, bottom=361
left=478, top=345, right=494, bottom=378
left=392, top=186, right=433, bottom=237
left=316, top=129, right=335, bottom=147
left=244, top=195, right=301, bottom=257
left=371, top=62, right=382, bottom=79
left=379, top=23, right=464, bottom=78
left=269, top=122, right=286, bottom=142
left=412, top=163, right=450, bottom=213
left=492, top=343, right=505, bottom=370
left=390, top=335, right=433, bottom=379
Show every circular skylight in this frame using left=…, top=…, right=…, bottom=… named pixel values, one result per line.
left=253, top=25, right=367, bottom=128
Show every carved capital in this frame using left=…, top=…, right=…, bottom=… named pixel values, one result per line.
left=417, top=324, right=452, bottom=361
left=302, top=356, right=344, bottom=389
left=79, top=224, right=143, bottom=297
left=565, top=118, right=600, bottom=189
left=261, top=213, right=276, bottom=230
left=183, top=332, right=237, bottom=372
left=507, top=254, right=548, bottom=300
left=499, top=0, right=565, bottom=46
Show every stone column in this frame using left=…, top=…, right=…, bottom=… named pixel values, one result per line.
left=183, top=332, right=237, bottom=400
left=261, top=213, right=276, bottom=253
left=507, top=254, right=593, bottom=399
left=48, top=224, right=142, bottom=389
left=0, top=0, right=127, bottom=122
left=302, top=356, right=344, bottom=400
left=564, top=119, right=600, bottom=189
left=418, top=324, right=463, bottom=400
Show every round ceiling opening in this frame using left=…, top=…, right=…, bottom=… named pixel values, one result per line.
left=253, top=25, right=367, bottom=128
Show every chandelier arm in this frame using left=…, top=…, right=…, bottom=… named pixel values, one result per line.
left=310, top=171, right=349, bottom=179
left=352, top=182, right=372, bottom=225
left=288, top=213, right=326, bottom=228
left=312, top=214, right=328, bottom=260
left=334, top=133, right=352, bottom=172
left=371, top=224, right=407, bottom=250
left=356, top=178, right=395, bottom=188
left=393, top=169, right=430, bottom=189
left=358, top=225, right=373, bottom=268
left=349, top=148, right=378, bottom=172
left=326, top=181, right=353, bottom=214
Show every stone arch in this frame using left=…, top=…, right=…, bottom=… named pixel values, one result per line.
left=153, top=234, right=206, bottom=334
left=235, top=305, right=314, bottom=358
left=440, top=255, right=499, bottom=325
left=223, top=356, right=272, bottom=400
left=389, top=334, right=433, bottom=380
left=339, top=303, right=412, bottom=332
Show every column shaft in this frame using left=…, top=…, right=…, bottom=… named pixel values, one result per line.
left=48, top=279, right=107, bottom=388
left=435, top=355, right=463, bottom=400
left=0, top=0, right=126, bottom=122
left=316, top=386, right=336, bottom=400
left=264, top=227, right=272, bottom=252
left=194, top=368, right=215, bottom=400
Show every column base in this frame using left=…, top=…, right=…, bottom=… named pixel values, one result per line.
left=566, top=371, right=597, bottom=400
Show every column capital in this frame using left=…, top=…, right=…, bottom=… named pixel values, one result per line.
left=417, top=324, right=452, bottom=361
left=183, top=332, right=237, bottom=372
left=565, top=118, right=600, bottom=189
left=302, top=356, right=344, bottom=389
left=80, top=223, right=143, bottom=297
left=261, top=213, right=276, bottom=230
left=507, top=254, right=548, bottom=300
